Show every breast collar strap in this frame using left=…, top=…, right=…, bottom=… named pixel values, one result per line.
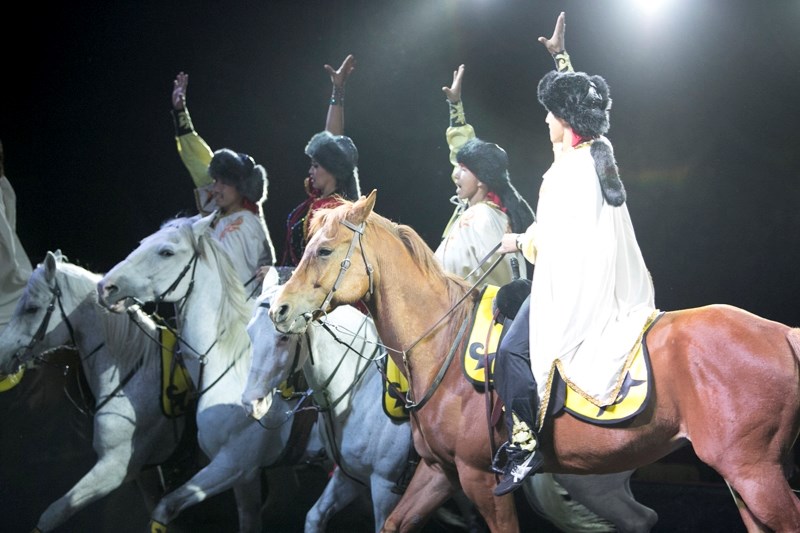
left=319, top=220, right=373, bottom=313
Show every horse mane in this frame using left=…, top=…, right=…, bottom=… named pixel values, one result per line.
left=174, top=218, right=252, bottom=375
left=311, top=202, right=472, bottom=302
left=41, top=258, right=159, bottom=376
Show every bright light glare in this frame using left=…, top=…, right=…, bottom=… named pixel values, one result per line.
left=631, top=0, right=671, bottom=16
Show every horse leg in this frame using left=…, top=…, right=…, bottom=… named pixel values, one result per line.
left=35, top=455, right=131, bottom=532
left=233, top=476, right=263, bottom=533
left=457, top=463, right=519, bottom=533
left=381, top=460, right=456, bottom=533
left=720, top=466, right=800, bottom=532
left=549, top=471, right=658, bottom=533
left=305, top=466, right=370, bottom=532
left=150, top=461, right=258, bottom=532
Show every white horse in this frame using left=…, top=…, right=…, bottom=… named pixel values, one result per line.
left=243, top=282, right=414, bottom=532
left=245, top=285, right=658, bottom=533
left=97, top=217, right=323, bottom=533
left=0, top=251, right=186, bottom=532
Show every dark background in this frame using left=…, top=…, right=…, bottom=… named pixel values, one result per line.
left=3, top=0, right=800, bottom=326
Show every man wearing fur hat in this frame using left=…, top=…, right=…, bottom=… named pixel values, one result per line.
left=492, top=12, right=656, bottom=496
left=282, top=55, right=361, bottom=267
left=436, top=64, right=534, bottom=287
left=170, top=73, right=275, bottom=288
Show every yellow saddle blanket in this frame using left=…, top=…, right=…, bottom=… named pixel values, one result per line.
left=159, top=328, right=193, bottom=418
left=461, top=285, right=654, bottom=425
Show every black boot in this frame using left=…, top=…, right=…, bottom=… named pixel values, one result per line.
left=492, top=413, right=544, bottom=496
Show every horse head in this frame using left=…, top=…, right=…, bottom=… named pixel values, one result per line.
left=241, top=283, right=302, bottom=420
left=0, top=250, right=98, bottom=374
left=271, top=190, right=377, bottom=333
left=98, top=216, right=208, bottom=312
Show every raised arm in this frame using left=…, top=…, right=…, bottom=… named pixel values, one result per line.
left=443, top=65, right=475, bottom=182
left=538, top=12, right=573, bottom=73
left=170, top=72, right=215, bottom=212
left=324, top=54, right=356, bottom=135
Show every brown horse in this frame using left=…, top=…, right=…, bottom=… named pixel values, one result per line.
left=270, top=190, right=800, bottom=533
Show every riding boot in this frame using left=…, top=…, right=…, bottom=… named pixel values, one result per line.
left=492, top=296, right=544, bottom=495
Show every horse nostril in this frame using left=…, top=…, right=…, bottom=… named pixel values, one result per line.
left=275, top=304, right=288, bottom=321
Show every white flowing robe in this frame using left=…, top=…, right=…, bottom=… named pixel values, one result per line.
left=0, top=176, right=32, bottom=331
left=525, top=143, right=655, bottom=414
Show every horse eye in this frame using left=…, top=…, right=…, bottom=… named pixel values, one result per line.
left=318, top=248, right=333, bottom=257
left=25, top=306, right=39, bottom=315
left=159, top=249, right=175, bottom=257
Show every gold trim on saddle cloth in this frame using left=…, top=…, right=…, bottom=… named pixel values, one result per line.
left=382, top=356, right=410, bottom=421
left=160, top=328, right=192, bottom=418
left=461, top=284, right=503, bottom=389
left=537, top=310, right=662, bottom=428
left=0, top=365, right=25, bottom=392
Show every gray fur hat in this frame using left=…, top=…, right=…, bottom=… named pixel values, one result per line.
left=305, top=131, right=360, bottom=201
left=208, top=149, right=267, bottom=203
left=537, top=70, right=611, bottom=139
left=455, top=138, right=509, bottom=188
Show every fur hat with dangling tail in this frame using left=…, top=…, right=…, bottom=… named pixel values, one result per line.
left=537, top=70, right=626, bottom=206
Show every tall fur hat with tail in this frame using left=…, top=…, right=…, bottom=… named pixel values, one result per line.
left=537, top=70, right=626, bottom=206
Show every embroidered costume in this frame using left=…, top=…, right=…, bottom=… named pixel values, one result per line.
left=171, top=107, right=275, bottom=285
left=436, top=103, right=528, bottom=286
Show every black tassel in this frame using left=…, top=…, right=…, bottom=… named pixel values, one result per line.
left=591, top=138, right=626, bottom=207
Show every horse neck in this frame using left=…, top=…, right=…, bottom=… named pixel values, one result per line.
left=369, top=246, right=467, bottom=382
left=176, top=259, right=251, bottom=405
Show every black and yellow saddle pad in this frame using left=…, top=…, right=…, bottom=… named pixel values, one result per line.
left=382, top=356, right=410, bottom=421
left=160, top=328, right=193, bottom=418
left=461, top=285, right=504, bottom=390
left=0, top=366, right=25, bottom=392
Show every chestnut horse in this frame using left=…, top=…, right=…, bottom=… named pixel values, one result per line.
left=270, top=190, right=800, bottom=533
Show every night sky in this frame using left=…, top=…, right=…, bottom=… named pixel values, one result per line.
left=4, top=0, right=800, bottom=325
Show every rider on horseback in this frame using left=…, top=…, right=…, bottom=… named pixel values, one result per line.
left=492, top=12, right=656, bottom=496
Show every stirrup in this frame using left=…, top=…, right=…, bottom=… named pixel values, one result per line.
left=491, top=441, right=512, bottom=475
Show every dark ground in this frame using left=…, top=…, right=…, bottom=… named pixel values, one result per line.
left=4, top=352, right=791, bottom=533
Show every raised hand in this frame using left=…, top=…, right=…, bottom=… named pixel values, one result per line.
left=172, top=72, right=189, bottom=110
left=442, top=64, right=465, bottom=103
left=324, top=54, right=356, bottom=88
left=538, top=11, right=566, bottom=54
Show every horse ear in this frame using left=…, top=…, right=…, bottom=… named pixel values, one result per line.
left=348, top=189, right=377, bottom=225
left=44, top=251, right=58, bottom=282
left=193, top=213, right=214, bottom=239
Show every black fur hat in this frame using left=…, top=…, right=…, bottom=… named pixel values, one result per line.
left=455, top=138, right=509, bottom=189
left=208, top=149, right=267, bottom=203
left=456, top=137, right=535, bottom=232
left=537, top=70, right=611, bottom=139
left=305, top=131, right=361, bottom=201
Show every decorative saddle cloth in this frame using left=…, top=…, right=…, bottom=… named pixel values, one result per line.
left=159, top=327, right=193, bottom=418
left=460, top=285, right=658, bottom=425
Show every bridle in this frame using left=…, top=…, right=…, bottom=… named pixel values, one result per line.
left=303, top=217, right=504, bottom=412
left=318, top=219, right=374, bottom=314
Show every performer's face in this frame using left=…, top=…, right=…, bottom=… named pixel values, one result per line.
left=546, top=112, right=567, bottom=144
left=455, top=164, right=481, bottom=202
left=308, top=159, right=337, bottom=197
left=212, top=179, right=243, bottom=214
